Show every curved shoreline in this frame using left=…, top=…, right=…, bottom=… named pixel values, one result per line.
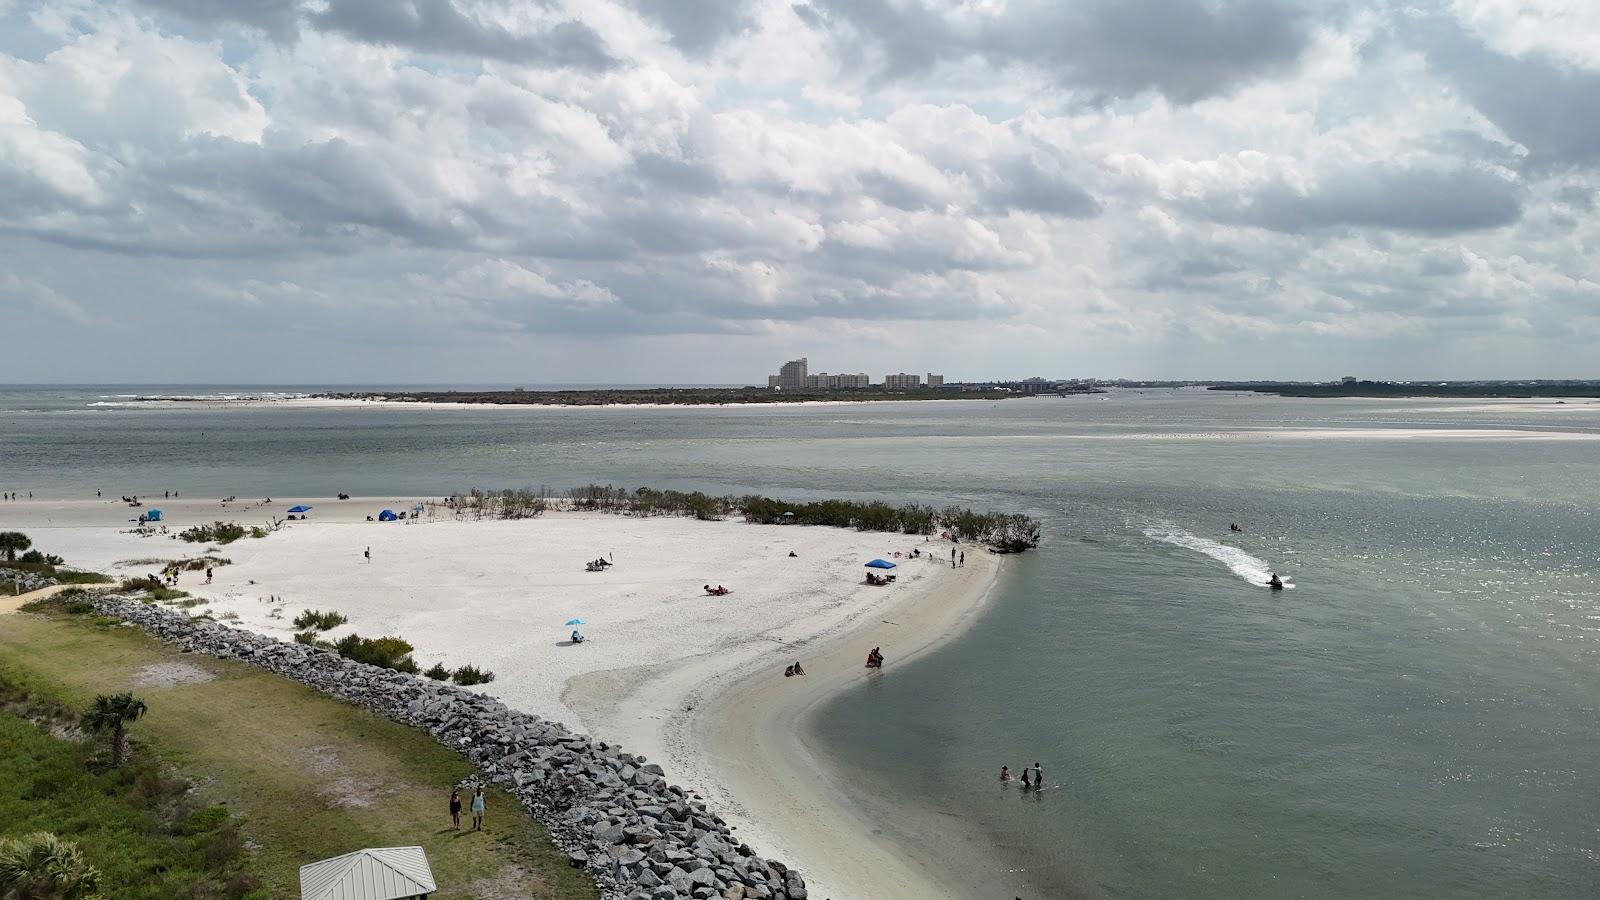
left=688, top=549, right=1013, bottom=900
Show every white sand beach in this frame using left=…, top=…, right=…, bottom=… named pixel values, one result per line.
left=2, top=497, right=1002, bottom=899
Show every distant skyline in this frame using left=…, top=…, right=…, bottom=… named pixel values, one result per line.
left=2, top=1, right=1599, bottom=383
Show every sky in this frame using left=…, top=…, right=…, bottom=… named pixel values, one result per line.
left=1, top=0, right=1598, bottom=384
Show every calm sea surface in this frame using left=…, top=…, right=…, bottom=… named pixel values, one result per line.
left=5, top=386, right=1600, bottom=898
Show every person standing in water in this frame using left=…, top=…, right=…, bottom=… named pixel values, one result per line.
left=999, top=766, right=1012, bottom=782
left=1020, top=766, right=1032, bottom=789
left=1031, top=762, right=1044, bottom=788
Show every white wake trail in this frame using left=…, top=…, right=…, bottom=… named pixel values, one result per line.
left=1143, top=524, right=1294, bottom=589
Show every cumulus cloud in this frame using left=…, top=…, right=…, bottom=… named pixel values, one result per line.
left=0, top=0, right=1597, bottom=381
left=794, top=0, right=1314, bottom=103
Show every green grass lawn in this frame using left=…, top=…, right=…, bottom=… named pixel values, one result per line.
left=0, top=608, right=597, bottom=900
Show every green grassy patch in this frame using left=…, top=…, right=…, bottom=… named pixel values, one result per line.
left=0, top=611, right=597, bottom=900
left=0, top=700, right=256, bottom=898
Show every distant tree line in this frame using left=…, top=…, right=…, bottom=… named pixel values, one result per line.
left=562, top=485, right=1041, bottom=552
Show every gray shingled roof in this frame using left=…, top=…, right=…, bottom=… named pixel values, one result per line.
left=299, top=846, right=437, bottom=900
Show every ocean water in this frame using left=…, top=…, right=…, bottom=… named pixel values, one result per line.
left=5, top=386, right=1600, bottom=898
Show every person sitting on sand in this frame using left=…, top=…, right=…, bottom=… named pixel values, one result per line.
left=571, top=629, right=585, bottom=644
left=784, top=664, right=795, bottom=677
left=788, top=550, right=798, bottom=558
left=792, top=660, right=805, bottom=676
left=1000, top=766, right=1012, bottom=782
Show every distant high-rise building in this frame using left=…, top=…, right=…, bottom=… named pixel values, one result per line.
left=884, top=373, right=922, bottom=390
left=927, top=374, right=944, bottom=387
left=778, top=357, right=808, bottom=390
left=768, top=375, right=781, bottom=388
left=837, top=373, right=870, bottom=388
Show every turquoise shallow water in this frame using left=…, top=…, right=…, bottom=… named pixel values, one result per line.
left=5, top=387, right=1600, bottom=898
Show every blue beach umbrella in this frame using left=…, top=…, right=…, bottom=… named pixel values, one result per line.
left=287, top=504, right=312, bottom=513
left=865, top=559, right=897, bottom=569
left=564, top=618, right=586, bottom=626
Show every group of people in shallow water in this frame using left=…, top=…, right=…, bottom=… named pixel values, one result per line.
left=999, top=762, right=1046, bottom=790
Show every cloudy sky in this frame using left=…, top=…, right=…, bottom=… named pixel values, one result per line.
left=1, top=0, right=1597, bottom=384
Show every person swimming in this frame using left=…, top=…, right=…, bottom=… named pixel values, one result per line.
left=999, top=766, right=1012, bottom=782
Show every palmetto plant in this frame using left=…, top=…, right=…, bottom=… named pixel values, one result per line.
left=0, top=532, right=31, bottom=563
left=0, top=831, right=102, bottom=900
left=81, top=693, right=147, bottom=766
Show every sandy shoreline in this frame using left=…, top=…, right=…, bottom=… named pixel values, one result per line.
left=0, top=497, right=1005, bottom=899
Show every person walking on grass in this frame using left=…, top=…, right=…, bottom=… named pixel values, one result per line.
left=470, top=786, right=486, bottom=831
left=449, top=789, right=463, bottom=829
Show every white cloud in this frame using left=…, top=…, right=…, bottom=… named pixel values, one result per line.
left=0, top=0, right=1596, bottom=381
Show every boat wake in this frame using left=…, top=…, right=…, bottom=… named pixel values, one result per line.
left=1143, top=524, right=1293, bottom=589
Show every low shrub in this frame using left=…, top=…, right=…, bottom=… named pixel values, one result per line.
left=291, top=609, right=348, bottom=631
left=333, top=633, right=419, bottom=674
left=451, top=664, right=495, bottom=686
left=422, top=663, right=451, bottom=681
left=292, top=631, right=330, bottom=649
left=177, top=522, right=249, bottom=544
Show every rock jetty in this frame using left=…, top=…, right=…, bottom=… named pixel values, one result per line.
left=2, top=566, right=59, bottom=593
left=83, top=592, right=811, bottom=900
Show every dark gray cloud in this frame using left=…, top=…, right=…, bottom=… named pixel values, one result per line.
left=311, top=0, right=616, bottom=69
left=1212, top=166, right=1524, bottom=235
left=1413, top=19, right=1600, bottom=169
left=794, top=0, right=1313, bottom=103
left=631, top=0, right=755, bottom=54
left=984, top=156, right=1100, bottom=217
left=136, top=0, right=616, bottom=69
left=137, top=0, right=301, bottom=41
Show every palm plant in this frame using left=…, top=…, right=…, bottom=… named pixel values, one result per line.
left=0, top=831, right=102, bottom=899
left=0, top=532, right=31, bottom=563
left=81, top=693, right=147, bottom=765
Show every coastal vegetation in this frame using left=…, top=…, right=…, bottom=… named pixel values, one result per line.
left=291, top=608, right=347, bottom=631
left=0, top=831, right=104, bottom=900
left=0, top=604, right=598, bottom=899
left=0, top=681, right=255, bottom=899
left=177, top=522, right=258, bottom=544
left=82, top=692, right=148, bottom=766
left=118, top=577, right=188, bottom=603
left=564, top=485, right=1043, bottom=551
left=332, top=633, right=420, bottom=674
left=0, top=531, right=31, bottom=562
left=0, top=533, right=112, bottom=586
left=318, top=386, right=1013, bottom=406
left=453, top=488, right=550, bottom=520
left=450, top=664, right=495, bottom=686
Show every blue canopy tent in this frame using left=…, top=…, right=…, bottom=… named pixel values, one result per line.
left=377, top=509, right=398, bottom=522
left=287, top=505, right=312, bottom=514
left=865, top=559, right=897, bottom=570
left=146, top=509, right=162, bottom=522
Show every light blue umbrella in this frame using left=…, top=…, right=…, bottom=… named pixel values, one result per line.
left=564, top=618, right=586, bottom=626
